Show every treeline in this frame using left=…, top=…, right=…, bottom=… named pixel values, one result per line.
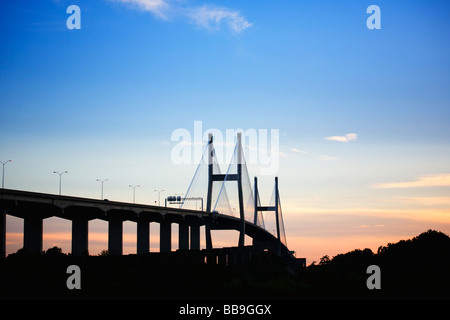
left=298, top=229, right=450, bottom=299
left=1, top=229, right=449, bottom=299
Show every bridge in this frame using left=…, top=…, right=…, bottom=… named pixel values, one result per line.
left=0, top=133, right=304, bottom=268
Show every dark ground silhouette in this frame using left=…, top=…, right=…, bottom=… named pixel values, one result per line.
left=299, top=229, right=450, bottom=299
left=1, top=229, right=449, bottom=299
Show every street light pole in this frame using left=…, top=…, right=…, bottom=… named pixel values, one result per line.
left=53, top=171, right=68, bottom=195
left=129, top=185, right=140, bottom=203
left=96, top=178, right=108, bottom=200
left=1, top=160, right=12, bottom=189
left=154, top=189, right=165, bottom=206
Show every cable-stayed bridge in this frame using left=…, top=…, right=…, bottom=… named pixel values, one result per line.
left=0, top=134, right=303, bottom=268
left=180, top=133, right=288, bottom=254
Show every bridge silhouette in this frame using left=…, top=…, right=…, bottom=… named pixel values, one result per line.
left=0, top=133, right=304, bottom=268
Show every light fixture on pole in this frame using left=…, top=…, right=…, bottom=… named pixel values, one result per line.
left=96, top=178, right=108, bottom=200
left=129, top=185, right=140, bottom=204
left=154, top=189, right=165, bottom=206
left=1, top=160, right=12, bottom=189
left=53, top=171, right=68, bottom=195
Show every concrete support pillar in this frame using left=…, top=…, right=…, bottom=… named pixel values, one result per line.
left=178, top=221, right=189, bottom=251
left=160, top=221, right=171, bottom=252
left=108, top=219, right=123, bottom=255
left=72, top=218, right=89, bottom=256
left=205, top=223, right=213, bottom=250
left=137, top=220, right=150, bottom=254
left=24, top=216, right=43, bottom=253
left=1, top=211, right=5, bottom=258
left=190, top=223, right=200, bottom=250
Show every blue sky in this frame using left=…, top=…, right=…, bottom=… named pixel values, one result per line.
left=1, top=0, right=450, bottom=261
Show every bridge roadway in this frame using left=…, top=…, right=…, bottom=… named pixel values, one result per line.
left=0, top=188, right=291, bottom=261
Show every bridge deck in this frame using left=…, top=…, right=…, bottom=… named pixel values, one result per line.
left=0, top=188, right=205, bottom=221
left=0, top=188, right=296, bottom=266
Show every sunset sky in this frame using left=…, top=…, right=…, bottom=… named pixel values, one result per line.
left=1, top=0, right=450, bottom=263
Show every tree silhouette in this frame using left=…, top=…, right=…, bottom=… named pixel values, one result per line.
left=44, top=246, right=65, bottom=256
left=1, top=229, right=449, bottom=299
left=319, top=255, right=331, bottom=265
left=300, top=229, right=450, bottom=298
left=98, top=249, right=109, bottom=256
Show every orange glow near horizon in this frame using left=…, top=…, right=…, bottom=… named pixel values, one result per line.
left=5, top=202, right=450, bottom=264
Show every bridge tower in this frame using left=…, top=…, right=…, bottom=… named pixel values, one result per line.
left=254, top=176, right=282, bottom=255
left=205, top=132, right=246, bottom=249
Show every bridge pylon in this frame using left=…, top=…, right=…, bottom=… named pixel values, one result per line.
left=253, top=176, right=283, bottom=255
left=205, top=132, right=246, bottom=249
left=181, top=131, right=288, bottom=256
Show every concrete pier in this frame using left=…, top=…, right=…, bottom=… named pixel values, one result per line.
left=72, top=218, right=88, bottom=256
left=23, top=216, right=43, bottom=253
left=1, top=212, right=5, bottom=258
left=137, top=219, right=150, bottom=254
left=178, top=221, right=189, bottom=251
left=190, top=223, right=200, bottom=250
left=160, top=221, right=171, bottom=252
left=108, top=218, right=123, bottom=255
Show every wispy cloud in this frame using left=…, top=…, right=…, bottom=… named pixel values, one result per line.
left=114, top=0, right=252, bottom=33
left=374, top=174, right=450, bottom=189
left=290, top=148, right=308, bottom=154
left=286, top=147, right=336, bottom=161
left=394, top=196, right=450, bottom=206
left=325, top=133, right=357, bottom=142
left=357, top=225, right=384, bottom=228
left=318, top=155, right=337, bottom=161
left=117, top=0, right=170, bottom=18
left=187, top=5, right=253, bottom=33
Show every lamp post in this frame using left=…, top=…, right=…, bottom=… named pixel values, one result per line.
left=154, top=189, right=165, bottom=206
left=1, top=160, right=12, bottom=189
left=53, top=171, right=68, bottom=195
left=96, top=178, right=108, bottom=200
left=129, top=185, right=140, bottom=204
